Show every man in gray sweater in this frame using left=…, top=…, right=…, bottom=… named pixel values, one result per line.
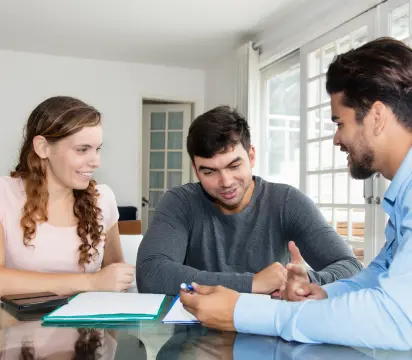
left=137, top=106, right=362, bottom=295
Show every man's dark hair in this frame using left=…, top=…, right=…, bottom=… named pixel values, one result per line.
left=326, top=37, right=412, bottom=129
left=186, top=105, right=251, bottom=162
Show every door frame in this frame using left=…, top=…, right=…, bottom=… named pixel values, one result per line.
left=138, top=96, right=197, bottom=232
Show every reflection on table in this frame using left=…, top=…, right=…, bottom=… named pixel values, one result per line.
left=1, top=298, right=412, bottom=360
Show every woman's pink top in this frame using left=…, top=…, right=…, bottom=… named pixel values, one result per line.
left=0, top=176, right=119, bottom=273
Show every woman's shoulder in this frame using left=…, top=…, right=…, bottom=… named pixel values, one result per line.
left=96, top=184, right=116, bottom=203
left=0, top=176, right=25, bottom=197
left=95, top=184, right=119, bottom=229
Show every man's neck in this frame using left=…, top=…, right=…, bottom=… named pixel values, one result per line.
left=380, top=141, right=412, bottom=181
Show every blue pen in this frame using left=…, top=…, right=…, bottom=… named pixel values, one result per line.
left=180, top=283, right=195, bottom=292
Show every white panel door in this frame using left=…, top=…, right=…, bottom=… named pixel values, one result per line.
left=142, top=104, right=191, bottom=233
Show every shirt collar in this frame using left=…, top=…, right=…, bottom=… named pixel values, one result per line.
left=384, top=147, right=412, bottom=205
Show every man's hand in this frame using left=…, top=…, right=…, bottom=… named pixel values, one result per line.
left=292, top=282, right=328, bottom=300
left=282, top=241, right=311, bottom=301
left=252, top=262, right=287, bottom=294
left=180, top=283, right=240, bottom=332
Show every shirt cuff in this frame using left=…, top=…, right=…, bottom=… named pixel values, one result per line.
left=234, top=294, right=280, bottom=336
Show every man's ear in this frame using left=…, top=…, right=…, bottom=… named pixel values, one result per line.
left=32, top=135, right=49, bottom=159
left=248, top=145, right=256, bottom=168
left=370, top=101, right=387, bottom=136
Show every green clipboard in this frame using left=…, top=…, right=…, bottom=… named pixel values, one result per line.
left=41, top=293, right=166, bottom=325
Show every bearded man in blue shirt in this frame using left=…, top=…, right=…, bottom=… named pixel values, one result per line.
left=180, top=37, right=412, bottom=351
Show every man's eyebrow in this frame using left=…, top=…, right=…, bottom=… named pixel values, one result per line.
left=198, top=157, right=242, bottom=172
left=227, top=157, right=242, bottom=167
left=198, top=165, right=216, bottom=171
left=76, top=143, right=103, bottom=148
left=332, top=115, right=340, bottom=122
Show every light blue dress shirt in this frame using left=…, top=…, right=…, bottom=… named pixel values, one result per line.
left=234, top=148, right=412, bottom=350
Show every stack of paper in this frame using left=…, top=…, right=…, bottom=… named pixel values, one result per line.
left=42, top=292, right=166, bottom=324
left=162, top=293, right=270, bottom=324
left=162, top=296, right=198, bottom=324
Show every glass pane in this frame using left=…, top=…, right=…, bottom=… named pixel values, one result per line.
left=334, top=146, right=348, bottom=169
left=308, top=79, right=320, bottom=108
left=167, top=132, right=183, bottom=149
left=320, top=174, right=332, bottom=203
left=321, top=139, right=333, bottom=170
left=268, top=128, right=299, bottom=187
left=352, top=246, right=365, bottom=264
left=290, top=119, right=300, bottom=129
left=149, top=171, right=164, bottom=189
left=320, top=207, right=333, bottom=226
left=391, top=3, right=409, bottom=40
left=307, top=175, right=319, bottom=203
left=150, top=152, right=165, bottom=169
left=151, top=113, right=166, bottom=130
left=335, top=208, right=348, bottom=239
left=352, top=208, right=365, bottom=241
left=149, top=191, right=164, bottom=208
left=150, top=132, right=165, bottom=149
left=269, top=118, right=285, bottom=127
left=308, top=109, right=320, bottom=139
left=308, top=49, right=321, bottom=78
left=289, top=132, right=300, bottom=188
left=352, top=26, right=368, bottom=49
left=335, top=172, right=348, bottom=204
left=322, top=42, right=336, bottom=73
left=167, top=152, right=182, bottom=169
left=167, top=171, right=182, bottom=188
left=350, top=177, right=365, bottom=204
left=307, top=142, right=320, bottom=171
left=268, top=65, right=300, bottom=116
left=321, top=76, right=329, bottom=104
left=289, top=131, right=300, bottom=167
left=268, top=130, right=285, bottom=176
left=168, top=112, right=184, bottom=129
left=321, top=106, right=334, bottom=136
left=337, top=35, right=351, bottom=54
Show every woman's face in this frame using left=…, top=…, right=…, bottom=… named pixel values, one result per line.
left=42, top=125, right=103, bottom=190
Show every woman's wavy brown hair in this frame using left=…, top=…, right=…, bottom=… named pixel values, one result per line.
left=11, top=96, right=104, bottom=268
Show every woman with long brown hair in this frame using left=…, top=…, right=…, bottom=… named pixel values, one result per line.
left=0, top=96, right=135, bottom=296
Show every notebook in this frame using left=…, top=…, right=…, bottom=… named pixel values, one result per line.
left=42, top=292, right=166, bottom=324
left=162, top=293, right=270, bottom=324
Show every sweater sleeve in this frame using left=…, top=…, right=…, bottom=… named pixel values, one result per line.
left=136, top=189, right=253, bottom=295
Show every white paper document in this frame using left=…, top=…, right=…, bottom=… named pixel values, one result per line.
left=162, top=297, right=199, bottom=324
left=47, top=292, right=166, bottom=318
left=162, top=293, right=271, bottom=324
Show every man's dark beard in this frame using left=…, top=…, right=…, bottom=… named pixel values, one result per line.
left=349, top=152, right=375, bottom=179
left=216, top=180, right=253, bottom=210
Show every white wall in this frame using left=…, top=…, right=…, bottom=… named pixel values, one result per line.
left=204, top=50, right=236, bottom=111
left=0, top=50, right=205, bottom=215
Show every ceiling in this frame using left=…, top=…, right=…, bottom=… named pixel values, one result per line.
left=0, top=0, right=306, bottom=69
